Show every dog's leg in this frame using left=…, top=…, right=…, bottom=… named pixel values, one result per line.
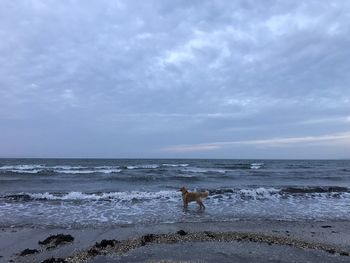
left=197, top=200, right=205, bottom=210
left=183, top=198, right=188, bottom=210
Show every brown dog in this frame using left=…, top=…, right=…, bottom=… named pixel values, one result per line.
left=180, top=186, right=209, bottom=210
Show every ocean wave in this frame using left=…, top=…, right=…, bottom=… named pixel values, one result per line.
left=0, top=164, right=123, bottom=175
left=162, top=163, right=189, bottom=167
left=280, top=186, right=349, bottom=194
left=54, top=169, right=122, bottom=174
left=0, top=164, right=44, bottom=170
left=207, top=186, right=350, bottom=200
left=250, top=163, right=264, bottom=169
left=126, top=164, right=160, bottom=169
left=0, top=162, right=266, bottom=175
left=2, top=190, right=180, bottom=202
left=213, top=163, right=264, bottom=170
left=3, top=186, right=349, bottom=204
left=52, top=165, right=88, bottom=170
left=181, top=167, right=226, bottom=174
left=1, top=169, right=44, bottom=174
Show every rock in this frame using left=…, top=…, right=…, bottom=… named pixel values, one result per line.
left=19, top=248, right=39, bottom=256
left=204, top=231, right=215, bottom=238
left=321, top=225, right=332, bottom=228
left=39, top=234, right=74, bottom=247
left=41, top=257, right=67, bottom=263
left=87, top=248, right=100, bottom=256
left=326, top=249, right=336, bottom=254
left=340, top=251, right=350, bottom=256
left=177, top=230, right=187, bottom=236
left=140, top=234, right=156, bottom=246
left=94, top=239, right=118, bottom=249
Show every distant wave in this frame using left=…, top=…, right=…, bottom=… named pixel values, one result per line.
left=162, top=163, right=189, bottom=167
left=181, top=167, right=227, bottom=174
left=125, top=164, right=160, bottom=169
left=214, top=162, right=264, bottom=170
left=0, top=164, right=44, bottom=170
left=0, top=162, right=265, bottom=176
left=0, top=164, right=122, bottom=175
left=250, top=163, right=264, bottom=169
left=53, top=169, right=122, bottom=174
left=52, top=165, right=88, bottom=170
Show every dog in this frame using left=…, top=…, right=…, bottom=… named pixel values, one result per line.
left=180, top=186, right=209, bottom=210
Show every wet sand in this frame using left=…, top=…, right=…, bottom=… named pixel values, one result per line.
left=1, top=220, right=350, bottom=263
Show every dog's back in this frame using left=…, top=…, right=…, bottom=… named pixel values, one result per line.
left=180, top=187, right=208, bottom=209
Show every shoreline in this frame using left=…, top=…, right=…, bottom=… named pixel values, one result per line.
left=1, top=220, right=350, bottom=263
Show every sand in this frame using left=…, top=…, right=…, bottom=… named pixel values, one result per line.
left=1, top=220, right=350, bottom=263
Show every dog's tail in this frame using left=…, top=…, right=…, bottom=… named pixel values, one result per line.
left=200, top=191, right=209, bottom=199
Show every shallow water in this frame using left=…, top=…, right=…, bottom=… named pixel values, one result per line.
left=0, top=159, right=349, bottom=228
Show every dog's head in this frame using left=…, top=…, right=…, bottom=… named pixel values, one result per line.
left=179, top=186, right=187, bottom=194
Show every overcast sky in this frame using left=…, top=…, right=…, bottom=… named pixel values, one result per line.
left=1, top=0, right=350, bottom=159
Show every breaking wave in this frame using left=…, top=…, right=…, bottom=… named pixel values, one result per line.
left=3, top=186, right=349, bottom=203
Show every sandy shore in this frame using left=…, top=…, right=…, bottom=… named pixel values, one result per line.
left=1, top=220, right=350, bottom=263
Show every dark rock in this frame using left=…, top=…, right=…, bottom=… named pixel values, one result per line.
left=321, top=225, right=332, bottom=228
left=19, top=248, right=39, bottom=256
left=326, top=249, right=336, bottom=254
left=204, top=231, right=216, bottom=238
left=177, top=230, right=187, bottom=236
left=88, top=248, right=100, bottom=256
left=94, top=239, right=118, bottom=249
left=41, top=257, right=67, bottom=263
left=39, top=234, right=74, bottom=247
left=140, top=234, right=156, bottom=246
left=340, top=251, right=349, bottom=256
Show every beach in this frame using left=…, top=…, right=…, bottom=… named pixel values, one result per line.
left=1, top=159, right=350, bottom=262
left=2, top=220, right=350, bottom=262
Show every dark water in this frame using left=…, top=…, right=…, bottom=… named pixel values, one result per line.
left=0, top=159, right=349, bottom=228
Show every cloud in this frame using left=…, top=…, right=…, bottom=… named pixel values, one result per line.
left=162, top=132, right=350, bottom=153
left=0, top=0, right=350, bottom=157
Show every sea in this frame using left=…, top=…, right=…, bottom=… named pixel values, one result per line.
left=0, top=159, right=349, bottom=228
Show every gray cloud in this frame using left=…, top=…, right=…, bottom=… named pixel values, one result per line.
left=0, top=0, right=350, bottom=158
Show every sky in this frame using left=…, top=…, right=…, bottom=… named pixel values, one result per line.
left=0, top=0, right=350, bottom=159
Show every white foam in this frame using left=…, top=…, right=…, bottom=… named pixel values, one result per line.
left=27, top=190, right=179, bottom=202
left=53, top=169, right=122, bottom=174
left=0, top=164, right=44, bottom=170
left=239, top=187, right=280, bottom=199
left=54, top=170, right=96, bottom=174
left=182, top=167, right=226, bottom=173
left=7, top=169, right=42, bottom=174
left=126, top=164, right=160, bottom=169
left=97, top=169, right=122, bottom=174
left=250, top=163, right=264, bottom=169
left=52, top=165, right=88, bottom=170
left=162, top=164, right=189, bottom=167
